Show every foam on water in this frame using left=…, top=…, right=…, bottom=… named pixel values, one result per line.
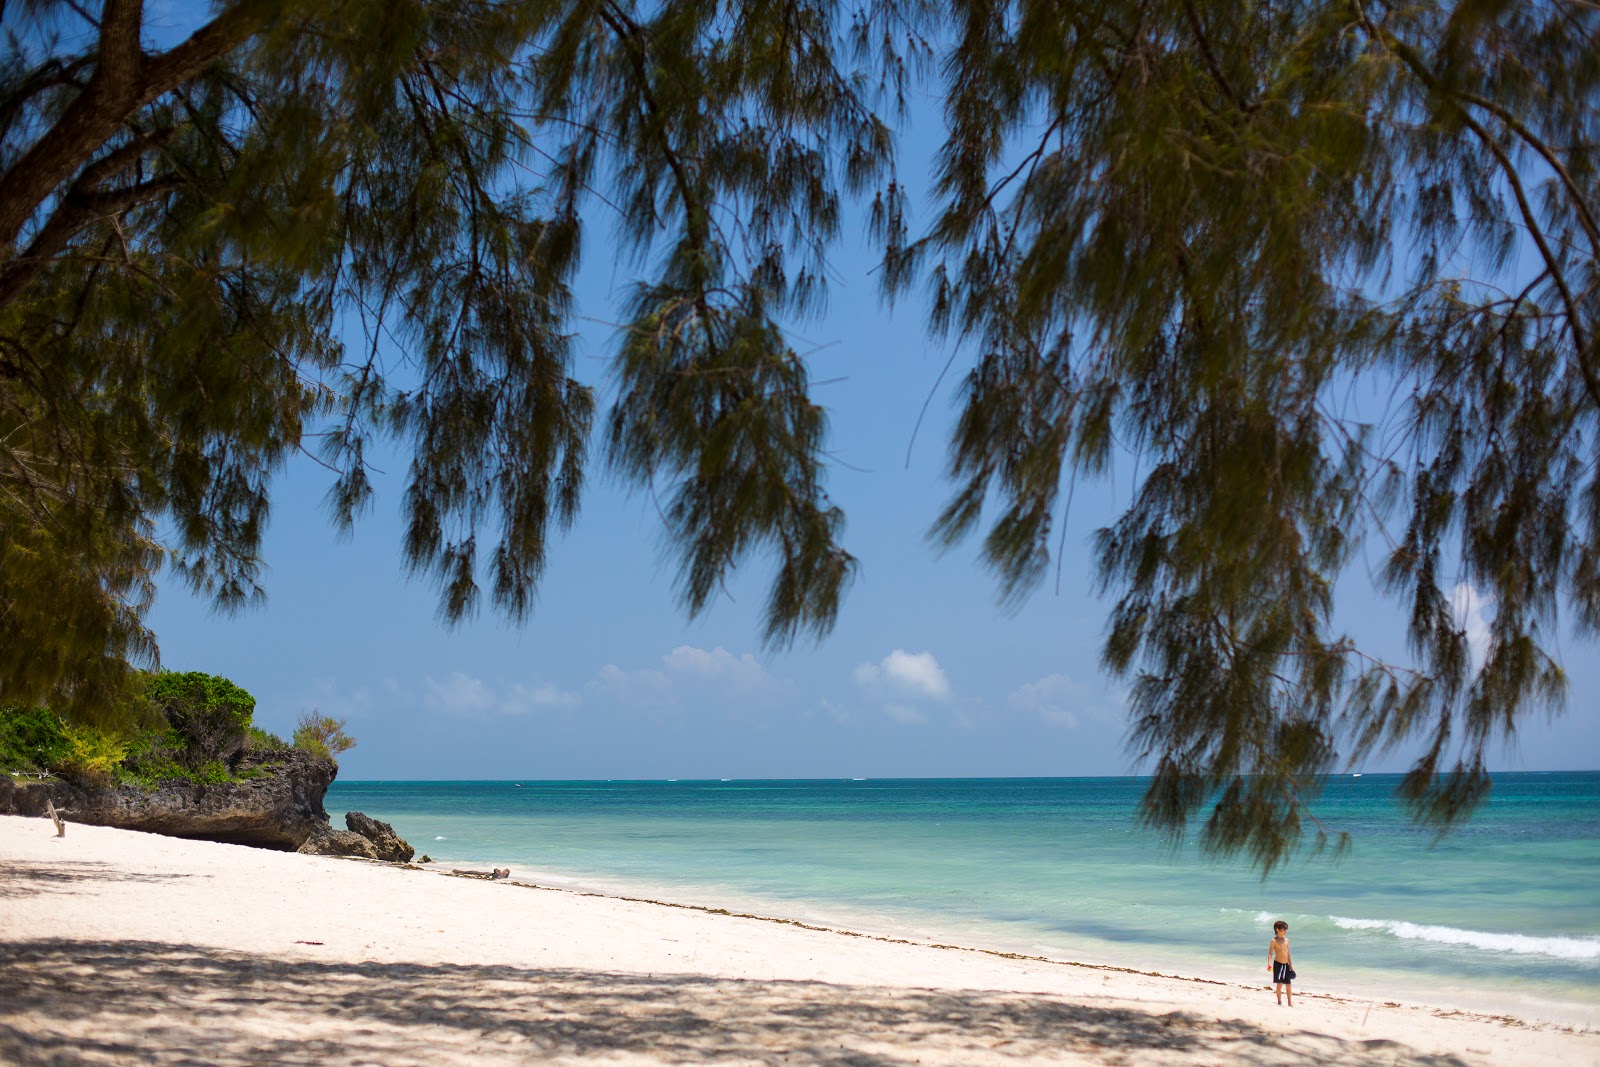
left=1251, top=909, right=1600, bottom=962
left=1329, top=917, right=1600, bottom=960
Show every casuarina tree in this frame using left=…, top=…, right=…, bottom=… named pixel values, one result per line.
left=1, top=0, right=1593, bottom=868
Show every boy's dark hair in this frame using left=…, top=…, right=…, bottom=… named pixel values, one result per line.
left=1273, top=921, right=1288, bottom=932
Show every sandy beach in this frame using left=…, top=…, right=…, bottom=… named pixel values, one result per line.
left=1, top=814, right=1594, bottom=1066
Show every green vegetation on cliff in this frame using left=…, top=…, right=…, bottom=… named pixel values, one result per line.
left=0, top=671, right=353, bottom=787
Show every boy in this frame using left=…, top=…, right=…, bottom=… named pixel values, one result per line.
left=1267, top=920, right=1294, bottom=1006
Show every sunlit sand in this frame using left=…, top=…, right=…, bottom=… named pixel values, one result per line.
left=2, top=816, right=1592, bottom=1065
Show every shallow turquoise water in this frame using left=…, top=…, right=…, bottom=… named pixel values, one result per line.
left=329, top=773, right=1599, bottom=1020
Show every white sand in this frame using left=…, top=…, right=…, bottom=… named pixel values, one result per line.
left=2, top=814, right=1594, bottom=1066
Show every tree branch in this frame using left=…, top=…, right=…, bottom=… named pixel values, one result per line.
left=1181, top=0, right=1252, bottom=114
left=0, top=128, right=179, bottom=306
left=1350, top=2, right=1600, bottom=417
left=1454, top=89, right=1600, bottom=261
left=98, top=0, right=146, bottom=89
left=0, top=56, right=95, bottom=142
left=0, top=0, right=266, bottom=260
left=597, top=1, right=720, bottom=357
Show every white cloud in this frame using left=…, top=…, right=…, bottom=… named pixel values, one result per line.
left=662, top=645, right=774, bottom=689
left=501, top=682, right=581, bottom=714
left=854, top=649, right=952, bottom=701
left=1450, top=582, right=1494, bottom=672
left=421, top=672, right=498, bottom=716
left=419, top=672, right=579, bottom=717
left=587, top=645, right=790, bottom=713
left=1008, top=673, right=1125, bottom=729
left=591, top=662, right=676, bottom=706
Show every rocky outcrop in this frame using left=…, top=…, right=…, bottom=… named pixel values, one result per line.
left=344, top=811, right=414, bottom=862
left=297, top=811, right=414, bottom=862
left=0, top=775, right=69, bottom=819
left=0, top=749, right=337, bottom=851
left=297, top=826, right=380, bottom=859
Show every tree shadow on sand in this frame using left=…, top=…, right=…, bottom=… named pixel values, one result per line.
left=0, top=861, right=199, bottom=899
left=0, top=939, right=1464, bottom=1067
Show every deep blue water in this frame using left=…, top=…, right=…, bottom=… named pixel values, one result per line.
left=329, top=772, right=1599, bottom=1020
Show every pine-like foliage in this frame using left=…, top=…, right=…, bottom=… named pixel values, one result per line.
left=0, top=0, right=908, bottom=714
left=1, top=0, right=1593, bottom=868
left=899, top=0, right=1598, bottom=868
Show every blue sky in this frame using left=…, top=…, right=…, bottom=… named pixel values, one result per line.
left=123, top=8, right=1598, bottom=782
left=147, top=238, right=1156, bottom=780
left=144, top=205, right=1600, bottom=781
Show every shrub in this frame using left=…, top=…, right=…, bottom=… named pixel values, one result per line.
left=145, top=671, right=256, bottom=768
left=0, top=706, right=71, bottom=774
left=185, top=759, right=232, bottom=785
left=58, top=724, right=131, bottom=788
left=3, top=675, right=280, bottom=788
left=117, top=728, right=190, bottom=786
left=244, top=725, right=290, bottom=755
left=117, top=729, right=242, bottom=788
left=292, top=712, right=356, bottom=762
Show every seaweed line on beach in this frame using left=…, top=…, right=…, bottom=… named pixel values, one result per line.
left=410, top=865, right=1576, bottom=1035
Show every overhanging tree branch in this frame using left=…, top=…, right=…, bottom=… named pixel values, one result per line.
left=0, top=0, right=267, bottom=258
left=0, top=128, right=179, bottom=306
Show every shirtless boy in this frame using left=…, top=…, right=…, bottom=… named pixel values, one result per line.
left=1267, top=920, right=1294, bottom=1006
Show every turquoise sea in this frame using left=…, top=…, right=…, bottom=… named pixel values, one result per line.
left=329, top=772, right=1600, bottom=1023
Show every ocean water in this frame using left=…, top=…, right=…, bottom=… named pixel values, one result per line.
left=328, top=773, right=1600, bottom=1023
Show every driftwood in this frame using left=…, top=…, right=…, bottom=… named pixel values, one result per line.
left=450, top=868, right=510, bottom=880
left=45, top=799, right=66, bottom=837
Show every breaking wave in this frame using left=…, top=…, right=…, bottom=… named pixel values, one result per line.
left=1330, top=917, right=1600, bottom=960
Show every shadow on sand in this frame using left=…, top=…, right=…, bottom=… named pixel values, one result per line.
left=0, top=938, right=1464, bottom=1066
left=0, top=860, right=199, bottom=899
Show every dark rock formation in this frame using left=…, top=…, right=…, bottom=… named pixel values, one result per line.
left=344, top=811, right=414, bottom=862
left=0, top=749, right=337, bottom=851
left=0, top=775, right=68, bottom=819
left=297, top=811, right=414, bottom=862
left=296, top=826, right=380, bottom=859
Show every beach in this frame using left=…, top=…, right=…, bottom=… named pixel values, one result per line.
left=2, top=815, right=1595, bottom=1066
left=329, top=775, right=1600, bottom=1019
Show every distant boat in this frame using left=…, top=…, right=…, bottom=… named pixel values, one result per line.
left=1353, top=773, right=1363, bottom=778
left=514, top=783, right=523, bottom=787
left=851, top=778, right=866, bottom=781
left=720, top=778, right=731, bottom=782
